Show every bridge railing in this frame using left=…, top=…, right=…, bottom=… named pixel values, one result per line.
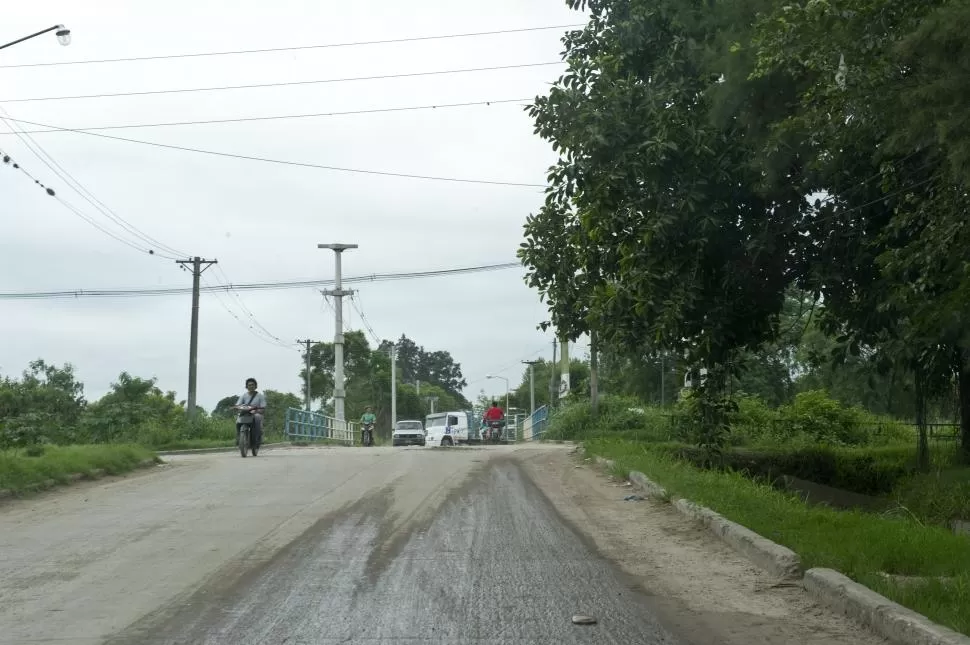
left=522, top=405, right=550, bottom=441
left=284, top=408, right=358, bottom=444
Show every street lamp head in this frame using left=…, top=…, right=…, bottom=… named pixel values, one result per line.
left=486, top=374, right=494, bottom=379
left=55, top=26, right=71, bottom=46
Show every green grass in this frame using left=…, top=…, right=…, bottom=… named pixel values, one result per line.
left=0, top=444, right=158, bottom=495
left=587, top=438, right=970, bottom=636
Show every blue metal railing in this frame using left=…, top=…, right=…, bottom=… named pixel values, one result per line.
left=284, top=408, right=358, bottom=444
left=523, top=405, right=550, bottom=441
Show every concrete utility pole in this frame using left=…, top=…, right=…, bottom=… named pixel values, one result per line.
left=297, top=339, right=320, bottom=411
left=523, top=360, right=541, bottom=414
left=389, top=343, right=397, bottom=431
left=427, top=395, right=439, bottom=414
left=318, top=243, right=357, bottom=422
left=590, top=331, right=599, bottom=416
left=549, top=339, right=558, bottom=409
left=176, top=256, right=217, bottom=420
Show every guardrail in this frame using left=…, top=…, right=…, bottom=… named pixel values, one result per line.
left=522, top=405, right=550, bottom=441
left=284, top=408, right=358, bottom=444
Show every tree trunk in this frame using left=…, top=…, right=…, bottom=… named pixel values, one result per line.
left=958, top=349, right=970, bottom=465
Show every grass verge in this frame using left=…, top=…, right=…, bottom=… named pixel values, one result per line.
left=0, top=444, right=158, bottom=496
left=586, top=438, right=970, bottom=636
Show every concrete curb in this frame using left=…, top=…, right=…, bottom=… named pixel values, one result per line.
left=610, top=463, right=801, bottom=581
left=585, top=452, right=969, bottom=644
left=804, top=569, right=970, bottom=645
left=671, top=497, right=801, bottom=580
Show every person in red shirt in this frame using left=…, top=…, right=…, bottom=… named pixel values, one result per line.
left=483, top=401, right=505, bottom=423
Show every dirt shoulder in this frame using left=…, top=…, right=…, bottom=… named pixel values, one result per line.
left=517, top=444, right=888, bottom=645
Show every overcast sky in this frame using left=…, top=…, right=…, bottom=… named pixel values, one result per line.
left=0, top=1, right=591, bottom=409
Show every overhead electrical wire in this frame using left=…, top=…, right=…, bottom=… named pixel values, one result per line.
left=0, top=116, right=546, bottom=188
left=3, top=62, right=562, bottom=103
left=2, top=98, right=533, bottom=134
left=201, top=271, right=299, bottom=352
left=349, top=293, right=384, bottom=346
left=0, top=144, right=182, bottom=259
left=0, top=24, right=583, bottom=69
left=0, top=262, right=523, bottom=300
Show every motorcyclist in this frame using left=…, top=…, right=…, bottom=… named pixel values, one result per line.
left=233, top=377, right=266, bottom=451
left=482, top=401, right=505, bottom=439
left=360, top=406, right=377, bottom=445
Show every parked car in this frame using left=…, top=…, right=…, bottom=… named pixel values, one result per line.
left=392, top=420, right=426, bottom=447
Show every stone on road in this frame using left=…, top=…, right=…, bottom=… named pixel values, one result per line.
left=0, top=444, right=886, bottom=644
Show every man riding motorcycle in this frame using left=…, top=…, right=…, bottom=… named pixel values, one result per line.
left=360, top=406, right=376, bottom=446
left=233, top=377, right=266, bottom=451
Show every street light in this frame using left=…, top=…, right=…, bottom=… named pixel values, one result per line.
left=0, top=25, right=72, bottom=51
left=485, top=374, right=510, bottom=415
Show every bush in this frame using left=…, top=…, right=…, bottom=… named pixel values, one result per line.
left=892, top=466, right=970, bottom=526
left=546, top=396, right=674, bottom=442
left=654, top=443, right=917, bottom=495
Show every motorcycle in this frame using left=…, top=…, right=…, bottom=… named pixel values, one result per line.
left=235, top=404, right=259, bottom=458
left=361, top=422, right=375, bottom=447
left=483, top=419, right=505, bottom=443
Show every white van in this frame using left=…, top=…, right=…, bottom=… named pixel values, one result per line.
left=425, top=410, right=475, bottom=446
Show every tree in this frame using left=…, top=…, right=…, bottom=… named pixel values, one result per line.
left=520, top=0, right=808, bottom=447
left=506, top=358, right=591, bottom=411
left=378, top=334, right=469, bottom=406
left=80, top=372, right=183, bottom=443
left=0, top=360, right=87, bottom=446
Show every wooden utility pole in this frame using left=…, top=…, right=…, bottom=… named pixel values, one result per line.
left=297, top=339, right=320, bottom=411
left=176, top=256, right=217, bottom=420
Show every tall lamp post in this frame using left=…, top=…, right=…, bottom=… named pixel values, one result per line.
left=486, top=374, right=510, bottom=414
left=1, top=25, right=71, bottom=51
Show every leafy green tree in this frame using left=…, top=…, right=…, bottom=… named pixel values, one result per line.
left=0, top=360, right=87, bottom=446
left=79, top=372, right=182, bottom=443
left=378, top=335, right=469, bottom=406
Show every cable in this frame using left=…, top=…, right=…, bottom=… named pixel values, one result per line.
left=4, top=62, right=562, bottom=103
left=0, top=111, right=189, bottom=258
left=0, top=116, right=546, bottom=188
left=0, top=146, right=179, bottom=259
left=213, top=264, right=293, bottom=347
left=350, top=293, right=383, bottom=346
left=3, top=98, right=532, bottom=134
left=201, top=272, right=298, bottom=352
left=0, top=261, right=523, bottom=300
left=0, top=24, right=584, bottom=69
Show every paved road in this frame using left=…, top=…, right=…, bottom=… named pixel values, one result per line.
left=1, top=444, right=677, bottom=644
left=0, top=444, right=882, bottom=645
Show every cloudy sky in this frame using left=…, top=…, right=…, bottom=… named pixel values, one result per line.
left=0, top=1, right=591, bottom=409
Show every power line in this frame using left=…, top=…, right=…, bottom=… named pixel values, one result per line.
left=0, top=261, right=523, bottom=300
left=3, top=62, right=562, bottom=103
left=0, top=145, right=179, bottom=259
left=0, top=110, right=188, bottom=258
left=0, top=116, right=546, bottom=188
left=349, top=293, right=383, bottom=346
left=0, top=24, right=583, bottom=69
left=201, top=271, right=298, bottom=352
left=2, top=98, right=532, bottom=134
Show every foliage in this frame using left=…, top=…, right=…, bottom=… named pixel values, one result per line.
left=0, top=444, right=156, bottom=495
left=0, top=360, right=86, bottom=447
left=378, top=335, right=469, bottom=405
left=503, top=358, right=590, bottom=412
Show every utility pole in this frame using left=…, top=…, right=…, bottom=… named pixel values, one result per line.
left=589, top=331, right=599, bottom=416
left=549, top=339, right=558, bottom=409
left=318, top=243, right=357, bottom=422
left=389, top=343, right=397, bottom=431
left=523, top=360, right=541, bottom=414
left=176, top=256, right=217, bottom=420
left=297, top=339, right=320, bottom=411
left=426, top=395, right=438, bottom=414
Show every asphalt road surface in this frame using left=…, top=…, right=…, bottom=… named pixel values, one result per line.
left=0, top=443, right=886, bottom=645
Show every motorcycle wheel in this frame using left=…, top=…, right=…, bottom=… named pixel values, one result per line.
left=239, top=426, right=249, bottom=458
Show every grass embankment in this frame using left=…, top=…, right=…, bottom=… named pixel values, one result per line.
left=0, top=444, right=158, bottom=496
left=587, top=438, right=970, bottom=636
